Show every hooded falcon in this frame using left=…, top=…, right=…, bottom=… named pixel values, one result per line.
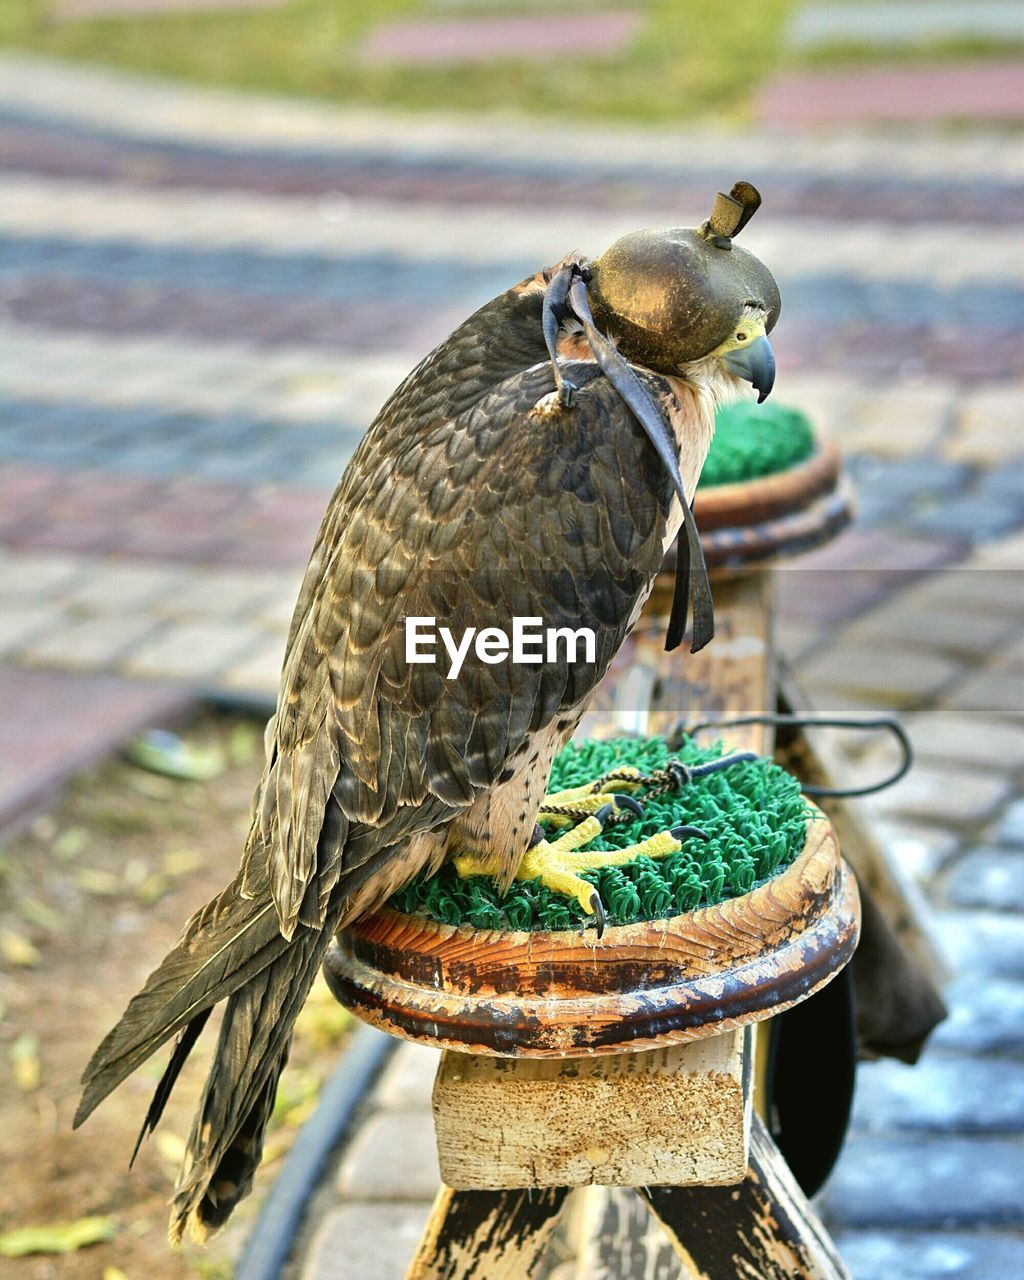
left=76, top=182, right=780, bottom=1242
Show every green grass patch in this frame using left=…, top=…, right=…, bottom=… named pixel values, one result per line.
left=0, top=0, right=795, bottom=124
left=390, top=735, right=813, bottom=932
left=699, top=400, right=816, bottom=489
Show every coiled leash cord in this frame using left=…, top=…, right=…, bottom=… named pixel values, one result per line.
left=668, top=713, right=914, bottom=800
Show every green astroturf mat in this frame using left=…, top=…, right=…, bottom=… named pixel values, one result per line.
left=699, top=401, right=815, bottom=490
left=389, top=736, right=813, bottom=932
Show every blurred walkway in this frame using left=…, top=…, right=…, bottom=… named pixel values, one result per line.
left=1, top=53, right=1023, bottom=1279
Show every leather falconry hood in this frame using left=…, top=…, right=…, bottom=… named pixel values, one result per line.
left=586, top=181, right=781, bottom=370
left=542, top=182, right=779, bottom=656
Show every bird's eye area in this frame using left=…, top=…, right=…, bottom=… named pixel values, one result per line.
left=736, top=331, right=747, bottom=342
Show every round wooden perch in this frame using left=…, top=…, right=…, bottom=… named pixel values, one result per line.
left=688, top=437, right=852, bottom=570
left=325, top=810, right=860, bottom=1058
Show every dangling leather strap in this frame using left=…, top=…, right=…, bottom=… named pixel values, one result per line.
left=562, top=271, right=715, bottom=653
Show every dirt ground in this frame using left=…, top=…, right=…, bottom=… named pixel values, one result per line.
left=0, top=713, right=353, bottom=1279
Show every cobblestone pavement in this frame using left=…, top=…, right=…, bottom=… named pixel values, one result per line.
left=1, top=51, right=1022, bottom=1280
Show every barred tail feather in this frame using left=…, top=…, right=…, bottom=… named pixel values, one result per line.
left=168, top=918, right=337, bottom=1242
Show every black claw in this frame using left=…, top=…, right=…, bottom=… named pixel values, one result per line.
left=671, top=824, right=709, bottom=842
left=528, top=823, right=546, bottom=849
left=594, top=803, right=614, bottom=825
left=590, top=891, right=607, bottom=939
left=613, top=792, right=644, bottom=818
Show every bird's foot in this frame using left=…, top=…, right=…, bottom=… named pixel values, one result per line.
left=515, top=819, right=701, bottom=937
left=454, top=759, right=721, bottom=936
left=531, top=380, right=576, bottom=416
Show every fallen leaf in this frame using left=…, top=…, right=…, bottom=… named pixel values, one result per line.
left=135, top=873, right=172, bottom=906
left=104, top=1267, right=129, bottom=1280
left=125, top=730, right=226, bottom=782
left=162, top=848, right=204, bottom=877
left=75, top=868, right=122, bottom=897
left=53, top=827, right=90, bottom=860
left=17, top=896, right=62, bottom=932
left=11, top=1031, right=41, bottom=1091
left=0, top=927, right=41, bottom=968
left=123, top=857, right=150, bottom=888
left=0, top=1215, right=116, bottom=1257
left=228, top=722, right=259, bottom=764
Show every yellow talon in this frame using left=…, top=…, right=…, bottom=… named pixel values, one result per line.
left=516, top=827, right=683, bottom=916
left=454, top=765, right=691, bottom=926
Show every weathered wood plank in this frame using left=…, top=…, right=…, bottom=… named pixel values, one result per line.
left=404, top=1186, right=569, bottom=1280
left=433, top=1030, right=749, bottom=1191
left=640, top=1113, right=852, bottom=1280
left=579, top=571, right=776, bottom=751
left=572, top=1188, right=687, bottom=1280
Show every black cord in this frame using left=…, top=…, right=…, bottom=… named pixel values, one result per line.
left=671, top=713, right=913, bottom=799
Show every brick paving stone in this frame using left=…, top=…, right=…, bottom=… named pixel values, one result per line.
left=869, top=765, right=1013, bottom=828
left=904, top=711, right=1024, bottom=769
left=124, top=620, right=259, bottom=683
left=992, top=798, right=1024, bottom=845
left=303, top=1201, right=432, bottom=1280
left=250, top=585, right=304, bottom=633
left=899, top=569, right=1024, bottom=621
left=802, top=643, right=961, bottom=706
left=372, top=1042, right=440, bottom=1113
left=821, top=1135, right=1024, bottom=1228
left=977, top=460, right=1024, bottom=504
left=836, top=1230, right=1024, bottom=1280
left=757, top=61, right=1024, bottom=127
left=991, top=631, right=1024, bottom=672
left=944, top=670, right=1024, bottom=720
left=944, top=848, right=1024, bottom=912
left=220, top=635, right=285, bottom=702
left=61, top=560, right=196, bottom=613
left=20, top=611, right=161, bottom=670
left=152, top=567, right=281, bottom=621
left=60, top=0, right=287, bottom=18
left=841, top=386, right=955, bottom=458
left=0, top=601, right=68, bottom=657
left=931, top=976, right=1024, bottom=1055
left=775, top=616, right=824, bottom=664
left=358, top=13, right=643, bottom=66
left=335, top=1109, right=440, bottom=1201
left=934, top=911, right=1024, bottom=978
left=851, top=1054, right=1024, bottom=1133
left=946, top=385, right=1024, bottom=465
left=0, top=667, right=191, bottom=829
left=12, top=512, right=126, bottom=556
left=847, top=605, right=1020, bottom=657
left=907, top=493, right=1024, bottom=545
left=0, top=549, right=82, bottom=600
left=789, top=2, right=1024, bottom=50
left=775, top=533, right=962, bottom=625
left=871, top=819, right=961, bottom=882
left=849, top=455, right=971, bottom=503
left=777, top=569, right=917, bottom=626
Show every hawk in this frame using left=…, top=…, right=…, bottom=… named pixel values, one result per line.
left=76, top=183, right=779, bottom=1242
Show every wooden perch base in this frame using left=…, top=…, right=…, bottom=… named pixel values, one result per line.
left=325, top=811, right=859, bottom=1057
left=433, top=1027, right=753, bottom=1191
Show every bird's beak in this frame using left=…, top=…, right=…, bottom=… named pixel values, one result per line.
left=723, top=335, right=776, bottom=403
